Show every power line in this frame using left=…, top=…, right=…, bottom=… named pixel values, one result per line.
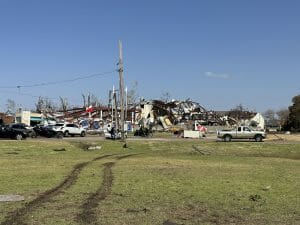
left=0, top=90, right=58, bottom=100
left=0, top=70, right=116, bottom=89
left=0, top=90, right=86, bottom=110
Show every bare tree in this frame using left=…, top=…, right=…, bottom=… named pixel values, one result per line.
left=45, top=99, right=56, bottom=112
left=127, top=81, right=139, bottom=106
left=160, top=91, right=171, bottom=103
left=276, top=108, right=289, bottom=127
left=82, top=94, right=86, bottom=107
left=263, top=109, right=277, bottom=126
left=6, top=99, right=16, bottom=115
left=35, top=96, right=56, bottom=113
left=59, top=97, right=69, bottom=112
left=82, top=93, right=101, bottom=107
left=87, top=93, right=91, bottom=107
left=90, top=94, right=101, bottom=107
left=35, top=96, right=44, bottom=113
left=228, top=103, right=246, bottom=120
left=233, top=103, right=245, bottom=112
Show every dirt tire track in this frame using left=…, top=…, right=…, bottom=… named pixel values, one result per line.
left=116, top=154, right=135, bottom=160
left=77, top=162, right=114, bottom=224
left=77, top=154, right=134, bottom=225
left=1, top=154, right=113, bottom=225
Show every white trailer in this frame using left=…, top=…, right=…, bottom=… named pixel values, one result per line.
left=183, top=130, right=204, bottom=138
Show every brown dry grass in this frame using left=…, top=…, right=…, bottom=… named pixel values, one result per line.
left=266, top=133, right=300, bottom=142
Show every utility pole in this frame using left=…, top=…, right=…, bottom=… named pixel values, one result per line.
left=125, top=86, right=128, bottom=124
left=114, top=90, right=118, bottom=130
left=111, top=86, right=114, bottom=124
left=118, top=40, right=125, bottom=141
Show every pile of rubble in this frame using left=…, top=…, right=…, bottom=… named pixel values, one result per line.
left=5, top=99, right=265, bottom=138
left=133, top=99, right=265, bottom=136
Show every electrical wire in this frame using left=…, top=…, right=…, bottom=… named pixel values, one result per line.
left=0, top=70, right=116, bottom=89
left=0, top=90, right=58, bottom=100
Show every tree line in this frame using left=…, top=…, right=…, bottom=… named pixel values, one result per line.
left=263, top=95, right=300, bottom=131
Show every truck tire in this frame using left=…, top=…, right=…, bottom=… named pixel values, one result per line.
left=80, top=131, right=86, bottom=137
left=224, top=135, right=232, bottom=142
left=255, top=135, right=263, bottom=142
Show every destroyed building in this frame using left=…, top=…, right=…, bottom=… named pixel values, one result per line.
left=2, top=96, right=265, bottom=136
left=135, top=99, right=265, bottom=133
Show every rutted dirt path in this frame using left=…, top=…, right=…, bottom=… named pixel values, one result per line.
left=0, top=154, right=113, bottom=225
left=76, top=162, right=114, bottom=224
left=77, top=154, right=133, bottom=225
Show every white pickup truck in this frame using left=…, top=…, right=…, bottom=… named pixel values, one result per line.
left=217, top=126, right=266, bottom=142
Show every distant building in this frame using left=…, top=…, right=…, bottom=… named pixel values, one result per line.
left=0, top=112, right=15, bottom=124
left=15, top=111, right=43, bottom=126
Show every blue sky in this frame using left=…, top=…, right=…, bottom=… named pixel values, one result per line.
left=0, top=0, right=299, bottom=112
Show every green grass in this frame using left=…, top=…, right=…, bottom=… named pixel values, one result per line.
left=0, top=139, right=299, bottom=225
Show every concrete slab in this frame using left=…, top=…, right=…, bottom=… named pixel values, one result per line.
left=0, top=194, right=25, bottom=202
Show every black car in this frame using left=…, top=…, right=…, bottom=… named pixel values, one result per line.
left=34, top=125, right=64, bottom=138
left=0, top=123, right=32, bottom=140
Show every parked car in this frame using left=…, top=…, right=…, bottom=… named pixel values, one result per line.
left=217, top=126, right=266, bottom=142
left=34, top=125, right=64, bottom=138
left=0, top=123, right=33, bottom=140
left=52, top=123, right=86, bottom=137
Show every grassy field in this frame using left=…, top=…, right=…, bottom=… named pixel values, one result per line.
left=0, top=139, right=299, bottom=225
